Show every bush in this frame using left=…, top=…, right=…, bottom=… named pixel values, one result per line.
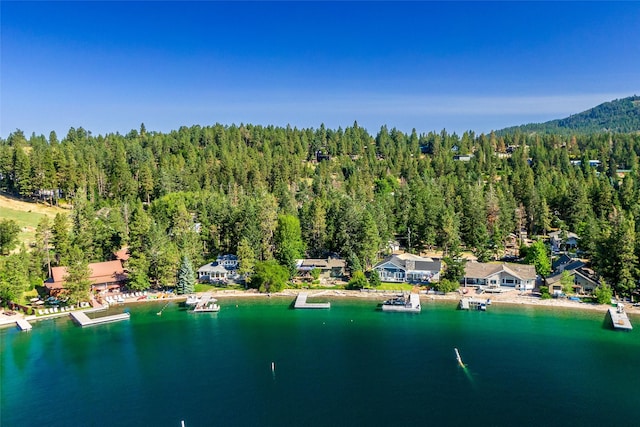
left=368, top=271, right=381, bottom=288
left=347, top=271, right=368, bottom=290
left=434, top=279, right=459, bottom=293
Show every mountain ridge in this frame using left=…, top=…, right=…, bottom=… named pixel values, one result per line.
left=497, top=95, right=640, bottom=136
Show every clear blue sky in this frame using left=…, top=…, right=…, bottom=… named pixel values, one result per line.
left=2, top=1, right=639, bottom=138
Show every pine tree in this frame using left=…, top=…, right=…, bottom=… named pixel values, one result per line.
left=176, top=255, right=195, bottom=295
left=64, top=246, right=92, bottom=304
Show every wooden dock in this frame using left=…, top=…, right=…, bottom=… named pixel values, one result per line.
left=16, top=318, right=33, bottom=332
left=294, top=292, right=331, bottom=309
left=459, top=297, right=490, bottom=311
left=69, top=310, right=130, bottom=327
left=193, top=293, right=220, bottom=312
left=381, top=293, right=421, bottom=313
left=607, top=305, right=633, bottom=331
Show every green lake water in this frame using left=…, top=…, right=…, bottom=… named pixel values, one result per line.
left=2, top=298, right=639, bottom=427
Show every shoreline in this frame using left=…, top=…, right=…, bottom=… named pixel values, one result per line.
left=2, top=287, right=637, bottom=329
left=202, top=287, right=640, bottom=316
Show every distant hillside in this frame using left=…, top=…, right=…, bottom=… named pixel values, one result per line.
left=497, top=95, right=640, bottom=135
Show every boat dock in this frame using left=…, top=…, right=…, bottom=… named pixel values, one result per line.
left=459, top=297, right=491, bottom=311
left=294, top=292, right=331, bottom=309
left=381, top=293, right=421, bottom=313
left=193, top=293, right=220, bottom=312
left=607, top=304, right=633, bottom=330
left=16, top=318, right=33, bottom=332
left=69, top=310, right=130, bottom=327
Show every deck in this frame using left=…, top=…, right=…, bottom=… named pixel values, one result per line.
left=607, top=307, right=633, bottom=330
left=381, top=293, right=421, bottom=313
left=16, top=318, right=33, bottom=331
left=459, top=297, right=490, bottom=310
left=69, top=310, right=130, bottom=327
left=193, top=293, right=220, bottom=312
left=294, top=292, right=331, bottom=309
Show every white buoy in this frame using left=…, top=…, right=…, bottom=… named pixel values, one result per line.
left=271, top=361, right=275, bottom=372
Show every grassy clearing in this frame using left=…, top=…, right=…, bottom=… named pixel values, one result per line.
left=0, top=194, right=67, bottom=247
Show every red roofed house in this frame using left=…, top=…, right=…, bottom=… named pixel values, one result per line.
left=45, top=260, right=127, bottom=295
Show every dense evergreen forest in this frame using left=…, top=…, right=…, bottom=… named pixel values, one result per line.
left=498, top=95, right=640, bottom=135
left=0, top=122, right=639, bottom=301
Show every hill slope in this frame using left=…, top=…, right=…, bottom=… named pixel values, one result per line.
left=497, top=95, right=640, bottom=135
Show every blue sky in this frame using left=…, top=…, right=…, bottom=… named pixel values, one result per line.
left=2, top=1, right=640, bottom=138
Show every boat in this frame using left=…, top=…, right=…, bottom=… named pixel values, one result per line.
left=381, top=293, right=421, bottom=313
left=454, top=348, right=465, bottom=367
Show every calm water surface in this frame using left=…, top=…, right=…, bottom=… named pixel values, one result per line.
left=2, top=298, right=639, bottom=426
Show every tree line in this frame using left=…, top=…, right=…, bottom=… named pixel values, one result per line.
left=0, top=122, right=639, bottom=302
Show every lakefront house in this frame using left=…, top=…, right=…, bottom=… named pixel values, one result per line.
left=462, top=261, right=537, bottom=291
left=372, top=253, right=441, bottom=283
left=197, top=254, right=238, bottom=283
left=44, top=260, right=127, bottom=296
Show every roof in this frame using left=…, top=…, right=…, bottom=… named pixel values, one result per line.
left=464, top=262, right=537, bottom=281
left=296, top=258, right=346, bottom=270
left=374, top=254, right=441, bottom=273
left=552, top=254, right=572, bottom=270
left=198, top=263, right=229, bottom=274
left=45, top=260, right=126, bottom=290
left=546, top=267, right=599, bottom=286
left=548, top=230, right=579, bottom=240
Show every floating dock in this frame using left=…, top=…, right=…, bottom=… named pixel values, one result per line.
left=69, top=310, right=130, bottom=327
left=193, top=293, right=220, bottom=312
left=381, top=293, right=421, bottom=313
left=16, top=318, right=33, bottom=332
left=294, top=292, right=331, bottom=309
left=459, top=297, right=490, bottom=311
left=607, top=304, right=633, bottom=330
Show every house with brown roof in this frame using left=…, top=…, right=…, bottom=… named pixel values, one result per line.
left=44, top=260, right=127, bottom=295
left=462, top=262, right=537, bottom=291
left=296, top=257, right=346, bottom=280
left=545, top=267, right=600, bottom=295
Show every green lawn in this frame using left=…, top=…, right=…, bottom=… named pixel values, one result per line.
left=376, top=282, right=416, bottom=291
left=194, top=283, right=245, bottom=292
left=0, top=206, right=49, bottom=247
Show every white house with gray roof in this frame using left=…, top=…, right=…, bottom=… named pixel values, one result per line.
left=463, top=262, right=537, bottom=291
left=373, top=253, right=441, bottom=283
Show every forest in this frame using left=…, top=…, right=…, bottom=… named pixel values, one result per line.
left=498, top=95, right=640, bottom=135
left=0, top=122, right=639, bottom=302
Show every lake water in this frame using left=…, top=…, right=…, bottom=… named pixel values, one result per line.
left=2, top=298, right=639, bottom=427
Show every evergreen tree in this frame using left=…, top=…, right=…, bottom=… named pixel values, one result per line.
left=368, top=269, right=381, bottom=287
left=0, top=252, right=30, bottom=304
left=0, top=219, right=20, bottom=255
left=236, top=237, right=256, bottom=283
left=176, top=255, right=195, bottom=295
left=51, top=212, right=71, bottom=265
left=443, top=243, right=467, bottom=283
left=64, top=246, right=92, bottom=304
left=127, top=252, right=150, bottom=291
left=274, top=214, right=305, bottom=276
